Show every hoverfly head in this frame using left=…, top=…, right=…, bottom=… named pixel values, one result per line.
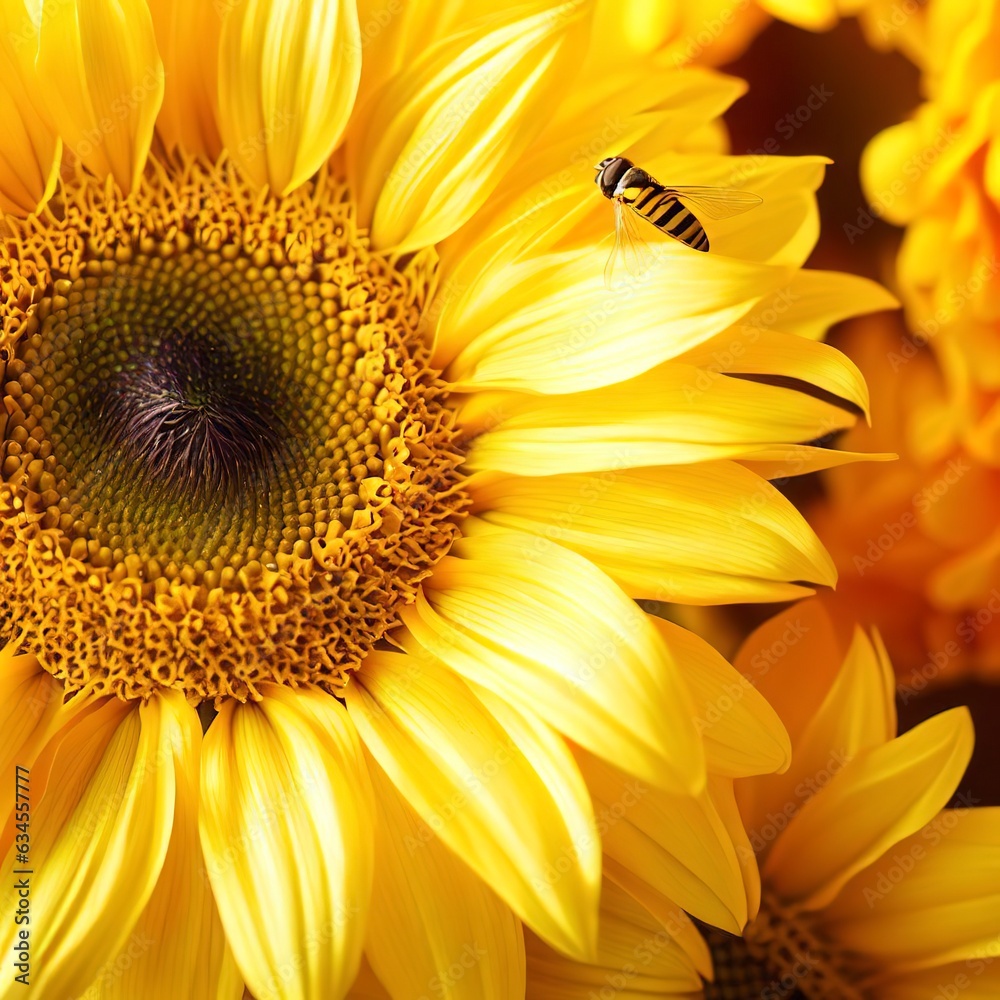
left=595, top=156, right=631, bottom=199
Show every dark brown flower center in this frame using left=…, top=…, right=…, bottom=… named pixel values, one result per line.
left=0, top=156, right=467, bottom=700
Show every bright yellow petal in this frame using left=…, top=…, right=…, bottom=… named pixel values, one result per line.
left=789, top=627, right=897, bottom=774
left=80, top=692, right=242, bottom=1000
left=0, top=696, right=177, bottom=1000
left=36, top=0, right=164, bottom=193
left=742, top=268, right=898, bottom=342
left=567, top=153, right=826, bottom=271
left=200, top=687, right=374, bottom=1000
left=738, top=625, right=896, bottom=859
left=758, top=0, right=839, bottom=30
left=818, top=807, right=1000, bottom=971
left=0, top=646, right=63, bottom=790
left=148, top=0, right=223, bottom=159
left=345, top=650, right=600, bottom=959
left=0, top=6, right=61, bottom=214
left=401, top=525, right=705, bottom=794
left=443, top=247, right=790, bottom=395
left=678, top=329, right=871, bottom=420
left=461, top=364, right=857, bottom=477
left=364, top=754, right=526, bottom=1000
left=576, top=747, right=748, bottom=934
left=523, top=879, right=704, bottom=999
left=878, top=960, right=1000, bottom=1000
left=429, top=69, right=748, bottom=369
left=708, top=775, right=761, bottom=922
left=763, top=708, right=975, bottom=910
left=217, top=0, right=362, bottom=194
left=435, top=66, right=746, bottom=285
left=738, top=444, right=897, bottom=479
left=470, top=462, right=835, bottom=606
left=354, top=1, right=592, bottom=252
left=649, top=617, right=791, bottom=778
left=601, top=870, right=713, bottom=981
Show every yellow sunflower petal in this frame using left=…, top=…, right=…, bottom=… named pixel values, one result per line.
left=345, top=650, right=600, bottom=959
left=147, top=0, right=223, bottom=159
left=818, top=807, right=1000, bottom=971
left=878, top=962, right=1000, bottom=1000
left=470, top=462, right=835, bottom=606
left=601, top=873, right=712, bottom=981
left=575, top=747, right=748, bottom=934
left=0, top=646, right=63, bottom=788
left=461, top=365, right=857, bottom=477
left=401, top=526, right=705, bottom=794
left=708, top=775, right=761, bottom=922
left=738, top=445, right=897, bottom=479
left=217, top=0, right=362, bottom=194
left=363, top=754, right=526, bottom=1000
left=757, top=0, right=839, bottom=30
left=200, top=687, right=374, bottom=1000
left=523, top=879, right=704, bottom=999
left=743, top=269, right=899, bottom=342
left=0, top=9, right=61, bottom=214
left=763, top=707, right=975, bottom=910
left=346, top=958, right=391, bottom=1000
left=80, top=692, right=242, bottom=1000
left=354, top=0, right=593, bottom=253
left=738, top=625, right=896, bottom=858
left=649, top=617, right=791, bottom=778
left=0, top=696, right=178, bottom=1000
left=789, top=627, right=897, bottom=776
left=567, top=153, right=826, bottom=270
left=444, top=247, right=791, bottom=395
left=678, top=329, right=871, bottom=420
left=36, top=0, right=164, bottom=193
left=431, top=68, right=748, bottom=354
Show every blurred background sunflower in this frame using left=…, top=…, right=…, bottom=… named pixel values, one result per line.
left=0, top=1, right=902, bottom=998
left=608, top=0, right=1000, bottom=808
left=515, top=601, right=1000, bottom=1000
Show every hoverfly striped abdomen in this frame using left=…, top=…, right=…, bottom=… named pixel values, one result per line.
left=623, top=178, right=711, bottom=252
left=593, top=155, right=762, bottom=286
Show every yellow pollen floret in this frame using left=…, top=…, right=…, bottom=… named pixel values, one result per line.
left=702, top=893, right=864, bottom=1000
left=0, top=154, right=467, bottom=702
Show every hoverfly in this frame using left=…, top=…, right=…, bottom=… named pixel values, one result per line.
left=594, top=156, right=763, bottom=287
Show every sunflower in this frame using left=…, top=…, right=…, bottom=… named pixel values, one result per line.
left=510, top=598, right=1000, bottom=1000
left=800, top=0, right=1000, bottom=684
left=808, top=315, right=1000, bottom=688
left=0, top=1, right=894, bottom=997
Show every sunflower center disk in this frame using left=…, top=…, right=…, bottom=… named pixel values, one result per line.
left=701, top=899, right=863, bottom=1000
left=0, top=160, right=465, bottom=700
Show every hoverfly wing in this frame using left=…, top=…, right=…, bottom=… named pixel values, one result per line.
left=604, top=199, right=656, bottom=289
left=666, top=186, right=763, bottom=221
